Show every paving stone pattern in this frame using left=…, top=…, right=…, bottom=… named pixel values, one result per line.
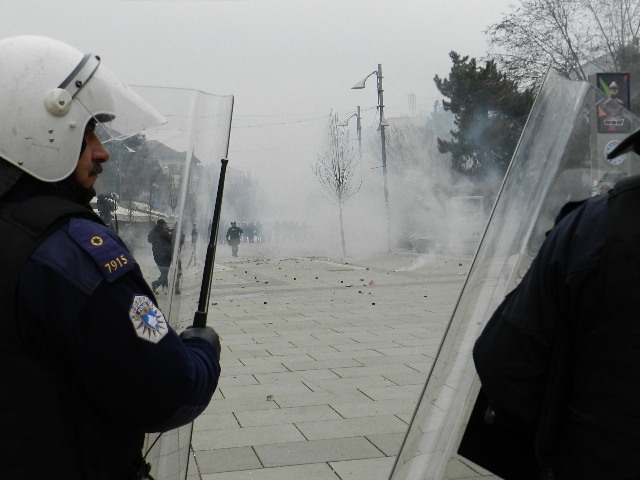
left=150, top=243, right=469, bottom=479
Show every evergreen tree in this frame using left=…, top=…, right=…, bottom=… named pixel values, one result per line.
left=434, top=52, right=535, bottom=179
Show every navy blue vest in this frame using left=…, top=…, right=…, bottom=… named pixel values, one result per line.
left=0, top=196, right=143, bottom=480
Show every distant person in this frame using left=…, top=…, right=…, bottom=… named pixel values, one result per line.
left=188, top=223, right=198, bottom=266
left=226, top=221, right=243, bottom=257
left=241, top=221, right=249, bottom=242
left=96, top=192, right=117, bottom=229
left=248, top=222, right=255, bottom=243
left=173, top=224, right=185, bottom=295
left=191, top=224, right=198, bottom=246
left=148, top=218, right=173, bottom=293
left=255, top=221, right=262, bottom=243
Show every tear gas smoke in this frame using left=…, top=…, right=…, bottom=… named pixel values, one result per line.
left=219, top=110, right=506, bottom=261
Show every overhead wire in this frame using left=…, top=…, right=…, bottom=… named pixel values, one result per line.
left=231, top=116, right=324, bottom=129
left=231, top=106, right=379, bottom=129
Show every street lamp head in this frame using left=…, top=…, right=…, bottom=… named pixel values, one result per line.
left=351, top=71, right=377, bottom=89
left=351, top=79, right=367, bottom=90
left=338, top=112, right=358, bottom=126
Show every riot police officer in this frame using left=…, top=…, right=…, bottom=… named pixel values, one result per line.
left=226, top=220, right=243, bottom=257
left=0, top=36, right=221, bottom=479
left=473, top=132, right=640, bottom=478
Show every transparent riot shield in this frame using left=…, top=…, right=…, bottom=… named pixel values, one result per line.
left=94, top=86, right=233, bottom=480
left=388, top=70, right=640, bottom=480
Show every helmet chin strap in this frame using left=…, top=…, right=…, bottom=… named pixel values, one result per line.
left=58, top=53, right=101, bottom=99
left=45, top=54, right=101, bottom=118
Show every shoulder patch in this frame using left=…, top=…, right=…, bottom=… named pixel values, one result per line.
left=68, top=218, right=135, bottom=282
left=129, top=295, right=169, bottom=343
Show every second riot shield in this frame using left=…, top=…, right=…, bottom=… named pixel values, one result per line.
left=388, top=70, right=640, bottom=479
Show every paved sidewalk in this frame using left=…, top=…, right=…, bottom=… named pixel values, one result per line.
left=182, top=242, right=470, bottom=480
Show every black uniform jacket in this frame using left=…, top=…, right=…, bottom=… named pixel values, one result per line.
left=474, top=182, right=640, bottom=479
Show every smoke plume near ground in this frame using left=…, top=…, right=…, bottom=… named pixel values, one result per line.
left=237, top=142, right=499, bottom=261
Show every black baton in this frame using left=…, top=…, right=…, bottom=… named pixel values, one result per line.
left=193, top=158, right=228, bottom=328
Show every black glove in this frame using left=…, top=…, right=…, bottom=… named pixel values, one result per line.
left=180, top=326, right=221, bottom=362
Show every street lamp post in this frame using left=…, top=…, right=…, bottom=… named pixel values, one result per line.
left=352, top=64, right=391, bottom=252
left=339, top=106, right=362, bottom=159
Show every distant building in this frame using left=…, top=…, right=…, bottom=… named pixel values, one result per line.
left=146, top=140, right=201, bottom=186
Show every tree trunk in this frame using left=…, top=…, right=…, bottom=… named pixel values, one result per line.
left=339, top=198, right=347, bottom=257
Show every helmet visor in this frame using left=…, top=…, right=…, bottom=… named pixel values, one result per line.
left=75, top=62, right=166, bottom=141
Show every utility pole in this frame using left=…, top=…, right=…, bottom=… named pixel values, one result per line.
left=377, top=64, right=391, bottom=252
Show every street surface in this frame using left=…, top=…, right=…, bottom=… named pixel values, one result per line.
left=140, top=241, right=470, bottom=480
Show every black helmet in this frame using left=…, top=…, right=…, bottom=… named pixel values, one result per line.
left=231, top=221, right=236, bottom=226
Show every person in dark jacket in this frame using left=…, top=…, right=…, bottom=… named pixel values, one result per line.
left=226, top=221, right=243, bottom=257
left=474, top=160, right=640, bottom=477
left=0, top=35, right=221, bottom=480
left=148, top=218, right=173, bottom=293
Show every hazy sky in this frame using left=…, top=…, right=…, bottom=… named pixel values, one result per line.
left=3, top=0, right=514, bottom=221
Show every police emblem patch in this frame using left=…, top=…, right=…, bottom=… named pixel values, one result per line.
left=129, top=295, right=168, bottom=343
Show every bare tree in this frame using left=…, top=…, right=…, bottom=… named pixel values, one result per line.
left=384, top=121, right=450, bottom=175
left=224, top=168, right=261, bottom=223
left=313, top=111, right=362, bottom=256
left=486, top=0, right=640, bottom=88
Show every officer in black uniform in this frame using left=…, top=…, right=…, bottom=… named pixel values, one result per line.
left=226, top=221, right=243, bottom=257
left=473, top=133, right=640, bottom=478
left=0, top=36, right=221, bottom=480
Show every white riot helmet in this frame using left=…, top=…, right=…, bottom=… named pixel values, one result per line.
left=0, top=35, right=166, bottom=183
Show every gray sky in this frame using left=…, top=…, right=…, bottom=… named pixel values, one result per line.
left=3, top=0, right=514, bottom=221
